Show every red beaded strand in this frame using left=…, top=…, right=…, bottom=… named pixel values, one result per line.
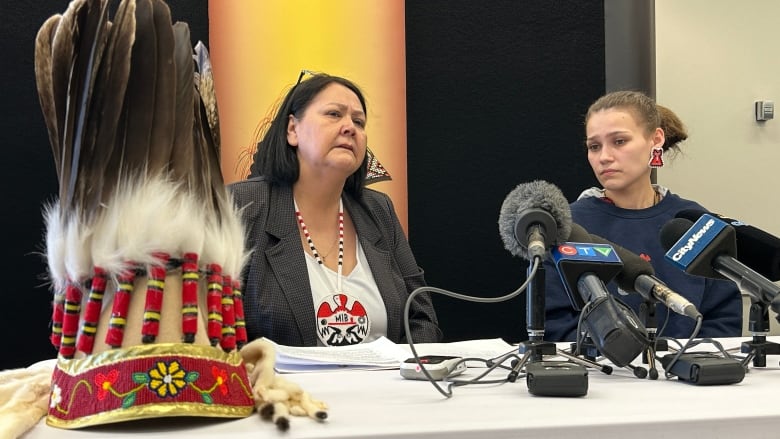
left=220, top=275, right=236, bottom=352
left=232, top=278, right=247, bottom=348
left=50, top=294, right=64, bottom=349
left=141, top=253, right=169, bottom=343
left=76, top=266, right=107, bottom=354
left=181, top=252, right=200, bottom=343
left=58, top=281, right=83, bottom=358
left=206, top=263, right=224, bottom=347
left=105, top=266, right=136, bottom=348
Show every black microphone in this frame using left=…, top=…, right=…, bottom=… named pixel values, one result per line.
left=660, top=215, right=780, bottom=307
left=551, top=236, right=648, bottom=366
left=676, top=209, right=780, bottom=281
left=568, top=223, right=702, bottom=320
left=498, top=180, right=573, bottom=260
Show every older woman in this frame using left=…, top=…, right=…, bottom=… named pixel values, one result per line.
left=230, top=73, right=441, bottom=346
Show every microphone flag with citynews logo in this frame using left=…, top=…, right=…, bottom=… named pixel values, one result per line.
left=664, top=214, right=730, bottom=278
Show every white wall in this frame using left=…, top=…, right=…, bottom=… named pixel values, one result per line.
left=655, top=0, right=780, bottom=237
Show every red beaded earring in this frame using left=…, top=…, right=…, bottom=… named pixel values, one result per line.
left=649, top=146, right=664, bottom=168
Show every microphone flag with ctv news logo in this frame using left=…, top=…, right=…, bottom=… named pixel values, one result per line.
left=552, top=242, right=623, bottom=311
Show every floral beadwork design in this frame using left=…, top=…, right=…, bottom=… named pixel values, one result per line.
left=212, top=365, right=229, bottom=396
left=142, top=360, right=192, bottom=398
left=95, top=369, right=120, bottom=400
left=50, top=384, right=62, bottom=409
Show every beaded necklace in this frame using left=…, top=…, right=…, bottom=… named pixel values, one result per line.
left=294, top=198, right=345, bottom=293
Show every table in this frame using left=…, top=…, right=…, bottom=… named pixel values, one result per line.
left=22, top=337, right=780, bottom=439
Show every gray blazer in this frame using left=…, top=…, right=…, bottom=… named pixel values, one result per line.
left=228, top=177, right=442, bottom=346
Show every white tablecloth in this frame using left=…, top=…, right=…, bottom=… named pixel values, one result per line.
left=22, top=337, right=780, bottom=439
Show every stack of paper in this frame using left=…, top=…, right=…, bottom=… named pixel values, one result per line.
left=267, top=337, right=410, bottom=373
left=266, top=337, right=516, bottom=373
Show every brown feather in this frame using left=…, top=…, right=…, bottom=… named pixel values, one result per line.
left=62, top=0, right=107, bottom=212
left=72, top=0, right=112, bottom=224
left=34, top=14, right=63, bottom=181
left=145, top=0, right=176, bottom=175
left=191, top=90, right=217, bottom=216
left=194, top=42, right=221, bottom=156
left=193, top=42, right=226, bottom=222
left=116, top=0, right=156, bottom=179
left=169, top=22, right=195, bottom=185
left=90, top=0, right=137, bottom=211
left=49, top=0, right=85, bottom=207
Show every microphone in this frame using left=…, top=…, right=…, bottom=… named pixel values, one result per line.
left=551, top=238, right=647, bottom=366
left=660, top=215, right=780, bottom=307
left=676, top=209, right=780, bottom=281
left=498, top=180, right=573, bottom=260
left=568, top=224, right=702, bottom=320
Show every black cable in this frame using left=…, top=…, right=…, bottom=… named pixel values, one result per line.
left=403, top=257, right=540, bottom=397
left=447, top=352, right=529, bottom=387
left=655, top=314, right=703, bottom=379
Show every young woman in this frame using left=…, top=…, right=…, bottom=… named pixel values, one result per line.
left=544, top=91, right=742, bottom=341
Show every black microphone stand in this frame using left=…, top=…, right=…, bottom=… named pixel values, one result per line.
left=638, top=299, right=667, bottom=380
left=517, top=264, right=556, bottom=362
left=516, top=262, right=591, bottom=396
left=740, top=299, right=780, bottom=367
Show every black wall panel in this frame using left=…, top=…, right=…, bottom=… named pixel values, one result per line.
left=406, top=1, right=605, bottom=342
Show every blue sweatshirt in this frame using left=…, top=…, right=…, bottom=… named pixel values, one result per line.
left=543, top=188, right=743, bottom=341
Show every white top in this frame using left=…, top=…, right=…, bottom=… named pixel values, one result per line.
left=305, top=240, right=388, bottom=346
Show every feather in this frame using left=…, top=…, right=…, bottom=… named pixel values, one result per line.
left=37, top=0, right=111, bottom=284
left=72, top=0, right=112, bottom=225
left=192, top=42, right=222, bottom=208
left=95, top=0, right=136, bottom=208
left=192, top=41, right=249, bottom=276
left=43, top=203, right=67, bottom=290
left=145, top=0, right=176, bottom=175
left=194, top=42, right=226, bottom=213
left=34, top=14, right=63, bottom=180
left=81, top=0, right=136, bottom=218
left=188, top=42, right=217, bottom=220
left=191, top=88, right=218, bottom=221
left=49, top=0, right=84, bottom=208
left=116, top=0, right=156, bottom=180
left=60, top=0, right=108, bottom=212
left=194, top=42, right=220, bottom=154
left=169, top=22, right=194, bottom=185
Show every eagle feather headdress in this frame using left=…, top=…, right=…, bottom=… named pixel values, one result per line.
left=33, top=0, right=256, bottom=428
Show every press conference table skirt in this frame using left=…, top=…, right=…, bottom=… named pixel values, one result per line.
left=24, top=337, right=780, bottom=439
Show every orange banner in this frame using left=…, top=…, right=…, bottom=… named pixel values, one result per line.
left=209, top=0, right=408, bottom=228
